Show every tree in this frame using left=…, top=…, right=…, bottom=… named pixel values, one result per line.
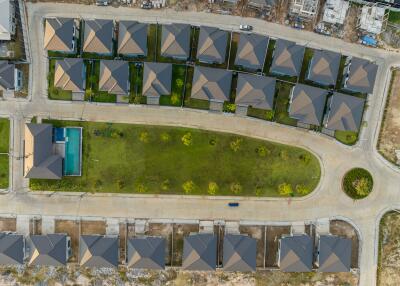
left=296, top=184, right=310, bottom=196
left=171, top=94, right=180, bottom=105
left=182, top=180, right=195, bottom=194
left=116, top=180, right=125, bottom=190
left=160, top=132, right=171, bottom=143
left=161, top=179, right=170, bottom=191
left=230, top=182, right=242, bottom=194
left=230, top=138, right=243, bottom=152
left=264, top=110, right=275, bottom=121
left=354, top=177, right=371, bottom=197
left=175, top=78, right=184, bottom=88
left=208, top=182, right=219, bottom=195
left=255, top=186, right=263, bottom=197
left=181, top=132, right=192, bottom=146
left=136, top=183, right=148, bottom=193
left=139, top=131, right=149, bottom=143
left=256, top=146, right=270, bottom=157
left=278, top=183, right=293, bottom=196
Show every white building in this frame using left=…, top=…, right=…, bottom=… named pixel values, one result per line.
left=290, top=0, right=320, bottom=18
left=322, top=0, right=350, bottom=25
left=358, top=5, right=386, bottom=34
left=0, top=0, right=16, bottom=41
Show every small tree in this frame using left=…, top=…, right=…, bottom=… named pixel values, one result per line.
left=296, top=184, right=310, bottom=196
left=230, top=138, right=243, bottom=152
left=181, top=132, right=192, bottom=146
left=171, top=93, right=180, bottom=105
left=175, top=78, right=184, bottom=88
left=230, top=182, right=242, bottom=195
left=256, top=146, right=270, bottom=157
left=139, top=131, right=149, bottom=143
left=136, top=183, right=148, bottom=193
left=182, top=180, right=195, bottom=194
left=160, top=132, right=171, bottom=143
left=116, top=180, right=125, bottom=190
left=278, top=183, right=293, bottom=196
left=255, top=186, right=263, bottom=197
left=161, top=179, right=170, bottom=191
left=265, top=110, right=275, bottom=121
left=208, top=182, right=219, bottom=195
left=354, top=177, right=371, bottom=197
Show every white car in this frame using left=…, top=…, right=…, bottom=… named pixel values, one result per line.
left=239, top=24, right=253, bottom=31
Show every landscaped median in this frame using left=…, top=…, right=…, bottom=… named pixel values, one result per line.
left=0, top=118, right=9, bottom=189
left=30, top=120, right=321, bottom=197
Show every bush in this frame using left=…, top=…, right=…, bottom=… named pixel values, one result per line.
left=230, top=138, right=243, bottom=152
left=208, top=182, right=219, bottom=195
left=255, top=186, right=263, bottom=196
left=181, top=132, right=192, bottom=146
left=136, top=183, right=148, bottom=193
left=296, top=184, right=310, bottom=196
left=230, top=182, right=242, bottom=194
left=299, top=153, right=311, bottom=164
left=161, top=179, right=170, bottom=191
left=175, top=78, right=184, bottom=88
left=116, top=180, right=125, bottom=190
left=224, top=103, right=236, bottom=113
left=160, top=132, right=171, bottom=143
left=278, top=183, right=293, bottom=196
left=342, top=168, right=373, bottom=199
left=171, top=93, right=180, bottom=105
left=256, top=146, right=270, bottom=157
left=265, top=110, right=275, bottom=121
left=139, top=131, right=149, bottom=143
left=182, top=180, right=195, bottom=194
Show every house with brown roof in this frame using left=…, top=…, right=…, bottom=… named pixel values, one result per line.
left=83, top=19, right=114, bottom=55
left=99, top=60, right=129, bottom=95
left=307, top=49, right=341, bottom=86
left=343, top=57, right=378, bottom=94
left=234, top=33, right=269, bottom=71
left=197, top=26, right=228, bottom=64
left=142, top=62, right=172, bottom=103
left=54, top=58, right=85, bottom=95
left=44, top=18, right=77, bottom=53
left=161, top=23, right=190, bottom=60
left=118, top=21, right=148, bottom=57
left=270, top=39, right=305, bottom=77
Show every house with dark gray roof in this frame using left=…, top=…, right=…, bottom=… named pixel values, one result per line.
left=344, top=57, right=378, bottom=94
left=278, top=234, right=313, bottom=272
left=24, top=123, right=63, bottom=180
left=79, top=235, right=119, bottom=268
left=270, top=39, right=305, bottom=77
left=248, top=0, right=277, bottom=9
left=289, top=84, right=328, bottom=126
left=44, top=18, right=76, bottom=53
left=182, top=233, right=217, bottom=271
left=223, top=234, right=256, bottom=272
left=27, top=234, right=70, bottom=266
left=0, top=60, right=21, bottom=91
left=118, top=21, right=148, bottom=57
left=83, top=19, right=114, bottom=54
left=235, top=73, right=275, bottom=111
left=191, top=66, right=232, bottom=102
left=99, top=60, right=129, bottom=95
left=234, top=33, right=269, bottom=71
left=197, top=26, right=228, bottom=64
left=127, top=237, right=165, bottom=269
left=161, top=23, right=190, bottom=60
left=307, top=49, right=341, bottom=86
left=142, top=62, right=172, bottom=99
left=54, top=58, right=85, bottom=93
left=316, top=235, right=351, bottom=272
left=325, top=92, right=365, bottom=132
left=0, top=233, right=24, bottom=265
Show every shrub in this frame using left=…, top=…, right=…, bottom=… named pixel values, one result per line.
left=299, top=153, right=311, bottom=164
left=171, top=93, right=180, bottom=105
left=296, top=184, right=310, bottom=196
left=256, top=146, right=270, bottom=157
left=224, top=103, right=236, bottom=113
left=182, top=180, right=195, bottom=194
left=161, top=179, right=170, bottom=191
left=265, top=110, right=275, bottom=121
left=278, top=183, right=293, bottom=196
left=208, top=182, right=219, bottom=195
left=342, top=168, right=373, bottom=199
left=175, top=78, right=184, bottom=88
left=139, top=131, right=149, bottom=143
left=230, top=182, right=242, bottom=194
left=209, top=138, right=217, bottom=146
left=255, top=186, right=263, bottom=197
left=116, top=180, right=125, bottom=190
left=136, top=183, right=148, bottom=193
left=230, top=138, right=243, bottom=152
left=160, top=132, right=171, bottom=143
left=181, top=132, right=192, bottom=146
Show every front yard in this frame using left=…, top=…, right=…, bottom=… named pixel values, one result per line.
left=30, top=120, right=320, bottom=197
left=0, top=119, right=9, bottom=189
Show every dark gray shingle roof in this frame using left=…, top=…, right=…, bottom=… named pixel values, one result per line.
left=271, top=39, right=305, bottom=77
left=182, top=234, right=217, bottom=271
left=127, top=237, right=165, bottom=269
left=44, top=18, right=75, bottom=52
left=28, top=234, right=68, bottom=266
left=279, top=234, right=313, bottom=272
left=0, top=61, right=15, bottom=90
left=54, top=58, right=85, bottom=93
left=83, top=19, right=114, bottom=54
left=197, top=26, right=228, bottom=64
left=223, top=234, right=256, bottom=272
left=0, top=233, right=24, bottom=265
left=235, top=33, right=269, bottom=70
left=345, top=57, right=378, bottom=94
left=142, top=62, right=172, bottom=97
left=99, top=60, right=129, bottom=95
left=161, top=24, right=190, bottom=59
left=318, top=235, right=351, bottom=272
left=80, top=235, right=118, bottom=268
left=308, top=50, right=341, bottom=86
left=118, top=21, right=148, bottom=56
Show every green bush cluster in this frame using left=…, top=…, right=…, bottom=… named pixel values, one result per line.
left=342, top=168, right=373, bottom=199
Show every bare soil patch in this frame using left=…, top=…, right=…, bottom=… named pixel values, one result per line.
left=330, top=220, right=359, bottom=268
left=55, top=219, right=79, bottom=262
left=265, top=225, right=291, bottom=267
left=29, top=218, right=41, bottom=235
left=80, top=220, right=106, bottom=235
left=343, top=4, right=359, bottom=43
left=0, top=217, right=16, bottom=232
left=239, top=225, right=266, bottom=267
left=147, top=223, right=173, bottom=266
left=172, top=224, right=199, bottom=266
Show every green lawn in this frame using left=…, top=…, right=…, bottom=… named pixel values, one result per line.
left=388, top=11, right=400, bottom=24
left=247, top=107, right=275, bottom=121
left=129, top=62, right=146, bottom=104
left=263, top=39, right=276, bottom=75
left=147, top=24, right=157, bottom=62
left=335, top=130, right=358, bottom=145
left=30, top=120, right=321, bottom=197
left=160, top=64, right=186, bottom=106
left=0, top=119, right=9, bottom=189
left=274, top=81, right=298, bottom=126
left=190, top=27, right=200, bottom=62
left=335, top=55, right=347, bottom=90
left=85, top=61, right=116, bottom=103
left=298, top=48, right=314, bottom=84
left=48, top=59, right=72, bottom=100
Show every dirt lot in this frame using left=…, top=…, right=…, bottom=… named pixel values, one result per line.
left=239, top=225, right=266, bottom=267
left=29, top=218, right=41, bottom=235
left=0, top=217, right=16, bottom=232
left=55, top=219, right=79, bottom=262
left=343, top=4, right=360, bottom=43
left=265, top=225, right=291, bottom=267
left=80, top=220, right=106, bottom=235
left=172, top=224, right=199, bottom=266
left=377, top=211, right=400, bottom=286
left=330, top=220, right=359, bottom=268
left=119, top=223, right=126, bottom=264
left=378, top=69, right=400, bottom=165
left=147, top=223, right=173, bottom=266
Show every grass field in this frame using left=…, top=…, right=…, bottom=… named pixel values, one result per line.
left=0, top=119, right=9, bottom=189
left=48, top=59, right=72, bottom=100
left=388, top=11, right=400, bottom=24
left=335, top=130, right=358, bottom=145
left=30, top=120, right=321, bottom=197
left=274, top=81, right=298, bottom=126
left=85, top=61, right=116, bottom=103
left=159, top=65, right=186, bottom=106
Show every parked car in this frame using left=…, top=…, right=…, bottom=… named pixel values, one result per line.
left=239, top=24, right=253, bottom=31
left=96, top=0, right=109, bottom=6
left=228, top=202, right=239, bottom=207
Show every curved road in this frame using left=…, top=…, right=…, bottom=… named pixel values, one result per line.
left=0, top=3, right=399, bottom=285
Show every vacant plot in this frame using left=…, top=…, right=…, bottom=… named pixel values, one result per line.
left=80, top=220, right=106, bottom=235
left=255, top=271, right=358, bottom=285
left=146, top=223, right=173, bottom=266
left=172, top=224, right=199, bottom=266
left=266, top=225, right=291, bottom=267
left=30, top=121, right=321, bottom=197
left=378, top=70, right=400, bottom=165
left=0, top=118, right=9, bottom=189
left=0, top=217, right=16, bottom=232
left=55, top=220, right=79, bottom=262
left=239, top=225, right=266, bottom=267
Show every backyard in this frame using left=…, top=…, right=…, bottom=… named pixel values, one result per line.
left=30, top=120, right=321, bottom=197
left=0, top=119, right=9, bottom=189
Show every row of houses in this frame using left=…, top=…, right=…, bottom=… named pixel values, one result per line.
left=0, top=231, right=351, bottom=272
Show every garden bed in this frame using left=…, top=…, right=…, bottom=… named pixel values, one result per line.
left=342, top=168, right=373, bottom=199
left=0, top=119, right=9, bottom=189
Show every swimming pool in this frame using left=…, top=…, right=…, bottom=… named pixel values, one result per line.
left=63, top=128, right=82, bottom=176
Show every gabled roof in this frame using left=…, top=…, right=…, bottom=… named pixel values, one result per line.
left=99, top=60, right=129, bottom=95
left=345, top=57, right=378, bottom=94
left=44, top=18, right=75, bottom=52
left=127, top=237, right=165, bottom=269
left=235, top=73, right=276, bottom=110
left=235, top=33, right=269, bottom=70
left=118, top=21, right=148, bottom=56
left=142, top=62, right=172, bottom=97
left=223, top=234, right=256, bottom=272
left=308, top=49, right=341, bottom=86
left=24, top=124, right=63, bottom=180
left=0, top=0, right=11, bottom=40
left=318, top=235, right=351, bottom=272
left=325, top=92, right=365, bottom=132
left=161, top=23, right=190, bottom=59
left=289, top=84, right=328, bottom=125
left=0, top=233, right=24, bottom=265
left=182, top=233, right=217, bottom=271
left=197, top=26, right=228, bottom=64
left=271, top=39, right=305, bottom=77
left=79, top=235, right=118, bottom=268
left=28, top=234, right=68, bottom=266
left=279, top=234, right=313, bottom=272
left=54, top=58, right=85, bottom=93
left=191, top=66, right=232, bottom=102
left=83, top=19, right=113, bottom=54
left=0, top=61, right=15, bottom=90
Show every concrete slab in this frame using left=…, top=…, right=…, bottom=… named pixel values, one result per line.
left=225, top=221, right=240, bottom=234
left=16, top=215, right=31, bottom=236
left=316, top=218, right=330, bottom=235
left=291, top=221, right=306, bottom=234
left=134, top=219, right=148, bottom=234
left=199, top=220, right=214, bottom=233
left=41, top=215, right=55, bottom=234
left=235, top=105, right=248, bottom=116
left=106, top=218, right=120, bottom=235
left=147, top=96, right=160, bottom=105
left=209, top=101, right=223, bottom=112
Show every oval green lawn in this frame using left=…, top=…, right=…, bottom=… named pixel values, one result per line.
left=30, top=121, right=321, bottom=197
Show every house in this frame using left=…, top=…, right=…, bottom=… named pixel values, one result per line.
left=182, top=233, right=217, bottom=271
left=248, top=0, right=277, bottom=10
left=234, top=33, right=269, bottom=71
left=343, top=57, right=378, bottom=94
left=24, top=123, right=63, bottom=180
left=289, top=0, right=320, bottom=19
left=289, top=84, right=328, bottom=126
left=0, top=60, right=22, bottom=92
left=270, top=39, right=305, bottom=77
left=191, top=66, right=232, bottom=103
left=83, top=19, right=114, bottom=54
left=99, top=60, right=129, bottom=95
left=0, top=232, right=24, bottom=265
left=126, top=236, right=165, bottom=269
left=325, top=92, right=365, bottom=132
left=235, top=73, right=276, bottom=111
left=118, top=21, right=148, bottom=57
left=79, top=235, right=119, bottom=268
left=197, top=26, right=228, bottom=64
left=0, top=0, right=16, bottom=41
left=142, top=62, right=172, bottom=101
left=161, top=23, right=191, bottom=60
left=307, top=49, right=341, bottom=86
left=322, top=0, right=349, bottom=25
left=44, top=18, right=77, bottom=53
left=27, top=234, right=71, bottom=266
left=54, top=58, right=85, bottom=94
left=316, top=235, right=352, bottom=272
left=278, top=234, right=313, bottom=272
left=223, top=234, right=256, bottom=272
left=358, top=5, right=386, bottom=34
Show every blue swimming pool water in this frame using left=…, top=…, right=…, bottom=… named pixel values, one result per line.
left=54, top=128, right=66, bottom=142
left=64, top=128, right=81, bottom=176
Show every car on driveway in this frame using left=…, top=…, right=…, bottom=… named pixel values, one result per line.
left=239, top=25, right=253, bottom=31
